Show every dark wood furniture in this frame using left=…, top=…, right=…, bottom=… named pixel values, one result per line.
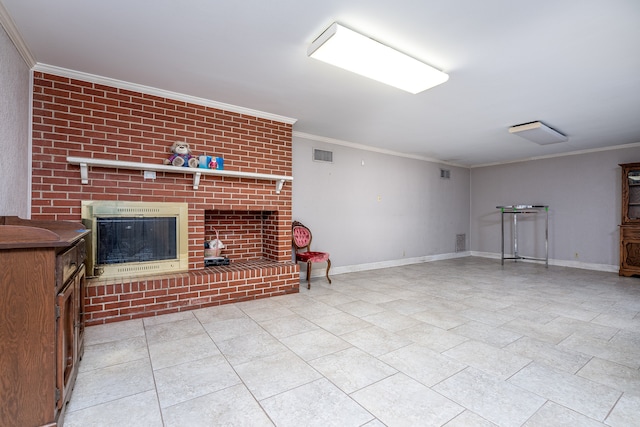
left=619, top=163, right=640, bottom=276
left=0, top=216, right=89, bottom=427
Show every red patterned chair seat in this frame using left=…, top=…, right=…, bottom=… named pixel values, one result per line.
left=296, top=251, right=330, bottom=263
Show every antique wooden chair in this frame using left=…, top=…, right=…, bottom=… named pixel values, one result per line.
left=292, top=221, right=331, bottom=289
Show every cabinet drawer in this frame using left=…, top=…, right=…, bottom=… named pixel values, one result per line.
left=56, top=240, right=84, bottom=287
left=76, top=238, right=87, bottom=264
left=621, top=226, right=640, bottom=241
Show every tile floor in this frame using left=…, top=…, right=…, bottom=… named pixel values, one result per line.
left=64, top=257, right=640, bottom=426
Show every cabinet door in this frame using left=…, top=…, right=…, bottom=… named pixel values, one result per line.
left=56, top=277, right=76, bottom=410
left=623, top=167, right=640, bottom=222
left=620, top=226, right=640, bottom=276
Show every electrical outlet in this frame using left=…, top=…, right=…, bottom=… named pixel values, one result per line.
left=574, top=252, right=579, bottom=259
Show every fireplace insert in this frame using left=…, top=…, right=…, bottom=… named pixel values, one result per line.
left=81, top=201, right=189, bottom=279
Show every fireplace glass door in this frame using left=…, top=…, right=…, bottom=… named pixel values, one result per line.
left=96, top=217, right=177, bottom=265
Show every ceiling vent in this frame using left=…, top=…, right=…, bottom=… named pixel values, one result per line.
left=509, top=121, right=567, bottom=145
left=313, top=148, right=333, bottom=163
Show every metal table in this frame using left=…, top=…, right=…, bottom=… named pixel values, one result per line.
left=497, top=205, right=549, bottom=267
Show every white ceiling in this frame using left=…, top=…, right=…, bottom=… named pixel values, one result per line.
left=2, top=0, right=640, bottom=167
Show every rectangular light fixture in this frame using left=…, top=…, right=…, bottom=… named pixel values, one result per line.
left=509, top=121, right=568, bottom=145
left=308, top=23, right=449, bottom=94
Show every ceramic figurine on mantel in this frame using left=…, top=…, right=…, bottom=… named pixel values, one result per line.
left=164, top=141, right=199, bottom=168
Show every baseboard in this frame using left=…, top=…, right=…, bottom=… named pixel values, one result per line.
left=301, top=250, right=618, bottom=280
left=303, top=251, right=471, bottom=279
left=471, top=251, right=618, bottom=273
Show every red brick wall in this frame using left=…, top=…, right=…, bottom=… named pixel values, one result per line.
left=31, top=72, right=299, bottom=324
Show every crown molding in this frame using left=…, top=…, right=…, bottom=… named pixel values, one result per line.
left=295, top=131, right=640, bottom=169
left=293, top=131, right=465, bottom=168
left=0, top=1, right=36, bottom=67
left=471, top=141, right=640, bottom=168
left=32, top=63, right=298, bottom=125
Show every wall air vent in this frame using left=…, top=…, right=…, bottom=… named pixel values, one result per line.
left=313, top=148, right=333, bottom=163
left=456, top=234, right=466, bottom=252
left=440, top=169, right=450, bottom=179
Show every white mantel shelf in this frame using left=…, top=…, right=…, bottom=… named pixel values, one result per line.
left=67, top=156, right=293, bottom=193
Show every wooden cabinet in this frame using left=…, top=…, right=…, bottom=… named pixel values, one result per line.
left=619, top=163, right=640, bottom=276
left=0, top=217, right=89, bottom=427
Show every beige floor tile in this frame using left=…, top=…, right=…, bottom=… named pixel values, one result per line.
left=334, top=299, right=386, bottom=317
left=310, top=311, right=372, bottom=335
left=443, top=340, right=531, bottom=380
left=504, top=336, right=591, bottom=374
left=577, top=357, right=640, bottom=395
left=68, top=358, right=155, bottom=412
left=148, top=333, right=222, bottom=370
left=450, top=320, right=522, bottom=347
left=444, top=410, right=498, bottom=427
left=288, top=299, right=343, bottom=320
left=523, top=401, right=608, bottom=427
left=154, top=356, right=240, bottom=408
left=64, top=390, right=163, bottom=427
left=378, top=298, right=429, bottom=315
left=192, top=303, right=246, bottom=323
left=352, top=373, right=463, bottom=426
left=558, top=332, right=640, bottom=369
left=341, top=325, right=412, bottom=356
left=216, top=330, right=289, bottom=365
left=162, top=383, right=274, bottom=427
left=200, top=315, right=263, bottom=341
left=233, top=351, right=322, bottom=400
left=310, top=347, right=397, bottom=393
left=84, top=318, right=145, bottom=346
left=280, top=328, right=351, bottom=361
left=508, top=362, right=621, bottom=421
left=592, top=312, right=640, bottom=333
left=79, top=335, right=149, bottom=372
left=411, top=309, right=469, bottom=330
left=545, top=316, right=619, bottom=341
left=144, top=317, right=207, bottom=345
left=503, top=317, right=572, bottom=345
left=239, top=304, right=296, bottom=322
left=458, top=306, right=516, bottom=326
left=397, top=322, right=469, bottom=352
left=380, top=343, right=466, bottom=387
left=312, top=291, right=358, bottom=306
left=361, top=310, right=422, bottom=332
left=261, top=378, right=373, bottom=427
left=605, top=392, right=640, bottom=427
left=258, top=314, right=319, bottom=338
left=142, top=311, right=195, bottom=327
left=433, top=367, right=546, bottom=427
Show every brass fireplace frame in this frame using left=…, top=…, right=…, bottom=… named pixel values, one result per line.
left=81, top=201, right=189, bottom=279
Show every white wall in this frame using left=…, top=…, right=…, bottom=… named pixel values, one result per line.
left=292, top=136, right=470, bottom=273
left=470, top=145, right=640, bottom=270
left=0, top=25, right=30, bottom=217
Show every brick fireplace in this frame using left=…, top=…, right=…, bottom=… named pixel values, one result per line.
left=30, top=72, right=300, bottom=325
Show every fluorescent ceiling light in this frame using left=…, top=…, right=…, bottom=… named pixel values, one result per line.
left=308, top=23, right=449, bottom=94
left=509, top=121, right=568, bottom=145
